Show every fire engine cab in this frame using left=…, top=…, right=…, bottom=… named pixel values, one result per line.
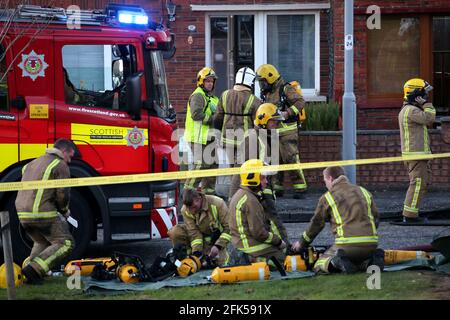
left=0, top=4, right=178, bottom=263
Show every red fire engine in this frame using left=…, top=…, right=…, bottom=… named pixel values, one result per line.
left=0, top=4, right=179, bottom=264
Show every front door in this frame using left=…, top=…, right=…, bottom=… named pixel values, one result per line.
left=209, top=15, right=255, bottom=96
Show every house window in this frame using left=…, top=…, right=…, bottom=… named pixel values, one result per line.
left=267, top=14, right=316, bottom=89
left=206, top=11, right=321, bottom=97
left=368, top=17, right=420, bottom=97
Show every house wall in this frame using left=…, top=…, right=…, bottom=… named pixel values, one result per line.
left=297, top=129, right=450, bottom=188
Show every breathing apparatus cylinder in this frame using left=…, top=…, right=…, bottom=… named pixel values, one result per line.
left=210, top=262, right=270, bottom=284
left=64, top=258, right=118, bottom=276
left=384, top=250, right=432, bottom=265
left=284, top=255, right=308, bottom=272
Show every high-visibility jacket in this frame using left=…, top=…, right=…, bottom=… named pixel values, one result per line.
left=229, top=186, right=282, bottom=255
left=302, top=176, right=379, bottom=246
left=398, top=102, right=436, bottom=156
left=213, top=85, right=261, bottom=145
left=180, top=194, right=231, bottom=252
left=15, top=148, right=70, bottom=220
left=184, top=87, right=219, bottom=145
left=261, top=78, right=305, bottom=136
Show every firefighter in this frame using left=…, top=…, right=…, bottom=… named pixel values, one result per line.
left=291, top=166, right=384, bottom=274
left=228, top=103, right=290, bottom=247
left=15, top=138, right=76, bottom=284
left=184, top=67, right=219, bottom=195
left=168, top=188, right=232, bottom=267
left=398, top=78, right=435, bottom=224
left=213, top=67, right=261, bottom=200
left=256, top=64, right=307, bottom=199
left=229, top=159, right=287, bottom=266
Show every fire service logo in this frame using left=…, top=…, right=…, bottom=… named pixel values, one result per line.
left=126, top=126, right=145, bottom=149
left=18, top=50, right=49, bottom=81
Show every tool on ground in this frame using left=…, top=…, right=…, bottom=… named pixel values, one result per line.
left=383, top=250, right=432, bottom=265
left=210, top=261, right=270, bottom=284
left=64, top=257, right=118, bottom=276
left=284, top=246, right=327, bottom=272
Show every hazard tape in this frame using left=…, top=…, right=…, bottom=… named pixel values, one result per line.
left=1, top=152, right=450, bottom=192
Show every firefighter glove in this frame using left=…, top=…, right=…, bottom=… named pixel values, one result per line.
left=209, top=245, right=220, bottom=258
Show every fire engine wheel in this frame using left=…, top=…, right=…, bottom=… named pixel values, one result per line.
left=3, top=190, right=94, bottom=265
left=65, top=189, right=94, bottom=261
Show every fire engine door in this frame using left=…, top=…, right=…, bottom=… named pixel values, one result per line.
left=13, top=37, right=54, bottom=163
left=54, top=39, right=149, bottom=175
left=0, top=37, right=19, bottom=173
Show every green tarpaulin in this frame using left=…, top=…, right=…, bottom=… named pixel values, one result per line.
left=82, top=255, right=449, bottom=293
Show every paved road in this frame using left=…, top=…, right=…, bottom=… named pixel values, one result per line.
left=84, top=222, right=450, bottom=265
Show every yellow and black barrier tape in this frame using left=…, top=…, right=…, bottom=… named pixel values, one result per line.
left=1, top=152, right=450, bottom=192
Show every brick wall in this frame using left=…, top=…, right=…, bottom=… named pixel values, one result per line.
left=296, top=130, right=450, bottom=188
left=332, top=0, right=450, bottom=130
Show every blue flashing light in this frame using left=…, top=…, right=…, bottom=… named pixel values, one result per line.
left=118, top=10, right=148, bottom=25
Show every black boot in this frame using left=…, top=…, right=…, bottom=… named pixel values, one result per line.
left=22, top=265, right=43, bottom=285
left=330, top=249, right=358, bottom=274
left=370, top=248, right=385, bottom=271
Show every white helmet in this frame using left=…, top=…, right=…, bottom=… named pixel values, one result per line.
left=235, top=67, right=256, bottom=89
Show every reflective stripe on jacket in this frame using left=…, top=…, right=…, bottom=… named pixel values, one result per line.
left=229, top=186, right=282, bottom=254
left=398, top=102, right=436, bottom=156
left=180, top=194, right=231, bottom=252
left=184, top=87, right=219, bottom=145
left=302, top=176, right=379, bottom=246
left=15, top=148, right=71, bottom=219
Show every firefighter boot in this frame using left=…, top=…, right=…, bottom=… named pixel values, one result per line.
left=371, top=248, right=385, bottom=271
left=22, top=265, right=43, bottom=285
left=329, top=249, right=358, bottom=274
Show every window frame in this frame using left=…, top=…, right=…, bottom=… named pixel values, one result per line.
left=205, top=10, right=321, bottom=98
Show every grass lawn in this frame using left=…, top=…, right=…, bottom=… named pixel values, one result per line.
left=1, top=270, right=448, bottom=300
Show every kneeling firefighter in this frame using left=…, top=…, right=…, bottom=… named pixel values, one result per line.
left=292, top=166, right=384, bottom=274
left=229, top=159, right=287, bottom=268
left=168, top=189, right=231, bottom=267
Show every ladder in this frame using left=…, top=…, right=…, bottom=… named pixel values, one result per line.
left=0, top=4, right=108, bottom=26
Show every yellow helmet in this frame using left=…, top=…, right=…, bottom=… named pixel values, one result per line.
left=254, top=103, right=284, bottom=128
left=256, top=64, right=280, bottom=85
left=177, top=255, right=201, bottom=277
left=0, top=263, right=24, bottom=288
left=240, top=159, right=265, bottom=187
left=197, top=67, right=218, bottom=87
left=403, top=78, right=433, bottom=100
left=116, top=264, right=140, bottom=283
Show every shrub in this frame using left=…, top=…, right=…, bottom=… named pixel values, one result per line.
left=301, top=101, right=340, bottom=131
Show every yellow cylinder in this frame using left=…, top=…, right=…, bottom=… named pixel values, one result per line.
left=284, top=255, right=308, bottom=272
left=210, top=262, right=270, bottom=284
left=64, top=258, right=117, bottom=276
left=384, top=250, right=432, bottom=265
